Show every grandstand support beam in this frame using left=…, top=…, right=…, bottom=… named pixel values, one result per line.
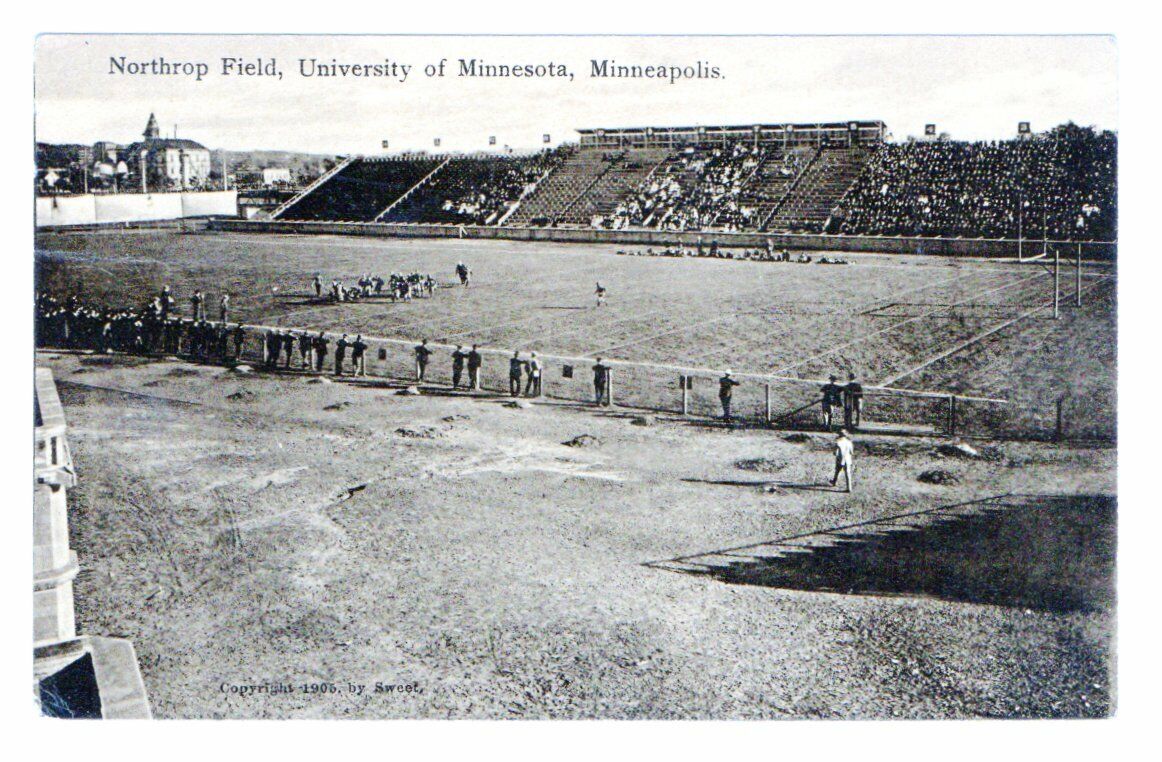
left=1054, top=247, right=1060, bottom=319
left=270, top=156, right=354, bottom=220
left=373, top=157, right=451, bottom=223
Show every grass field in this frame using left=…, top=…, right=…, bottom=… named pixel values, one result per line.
left=35, top=229, right=1116, bottom=437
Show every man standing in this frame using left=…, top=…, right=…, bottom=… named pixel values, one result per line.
left=414, top=339, right=432, bottom=382
left=594, top=282, right=607, bottom=307
left=283, top=330, right=295, bottom=368
left=351, top=335, right=367, bottom=377
left=299, top=331, right=313, bottom=370
left=451, top=345, right=466, bottom=389
left=232, top=324, right=246, bottom=361
left=313, top=274, right=323, bottom=299
left=719, top=369, right=740, bottom=421
left=191, top=290, right=205, bottom=322
left=830, top=429, right=855, bottom=493
left=592, top=358, right=610, bottom=406
left=219, top=292, right=231, bottom=323
left=467, top=344, right=483, bottom=390
left=314, top=331, right=329, bottom=373
left=821, top=375, right=844, bottom=431
left=263, top=328, right=277, bottom=368
left=844, top=372, right=864, bottom=429
left=509, top=351, right=524, bottom=397
left=335, top=334, right=349, bottom=376
left=525, top=352, right=542, bottom=397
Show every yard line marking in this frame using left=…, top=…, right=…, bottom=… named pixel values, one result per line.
left=679, top=267, right=1004, bottom=365
left=876, top=277, right=1113, bottom=387
left=766, top=271, right=1046, bottom=377
left=916, top=277, right=1116, bottom=392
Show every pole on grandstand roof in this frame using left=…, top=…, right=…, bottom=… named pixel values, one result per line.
left=1076, top=242, right=1083, bottom=307
left=1053, top=247, right=1061, bottom=319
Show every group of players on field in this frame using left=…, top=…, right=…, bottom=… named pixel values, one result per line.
left=37, top=255, right=863, bottom=435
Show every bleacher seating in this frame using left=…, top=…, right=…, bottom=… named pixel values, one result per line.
left=763, top=146, right=871, bottom=232
left=277, top=156, right=443, bottom=222
left=379, top=151, right=565, bottom=225
left=562, top=149, right=671, bottom=226
left=731, top=147, right=814, bottom=227
left=269, top=123, right=1115, bottom=240
left=505, top=148, right=619, bottom=225
left=828, top=125, right=1117, bottom=241
left=604, top=141, right=771, bottom=231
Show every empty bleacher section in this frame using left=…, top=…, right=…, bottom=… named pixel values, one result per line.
left=504, top=148, right=615, bottom=226
left=378, top=150, right=568, bottom=226
left=763, top=146, right=872, bottom=233
left=275, top=156, right=443, bottom=222
left=828, top=124, right=1117, bottom=241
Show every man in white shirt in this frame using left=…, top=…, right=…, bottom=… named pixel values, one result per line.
left=524, top=352, right=543, bottom=397
left=830, top=429, right=855, bottom=493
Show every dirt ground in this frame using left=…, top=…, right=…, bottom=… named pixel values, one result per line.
left=43, top=349, right=1115, bottom=719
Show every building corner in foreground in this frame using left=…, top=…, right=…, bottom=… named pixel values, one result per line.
left=33, top=367, right=152, bottom=719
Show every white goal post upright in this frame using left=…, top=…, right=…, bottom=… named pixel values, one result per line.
left=1076, top=242, right=1083, bottom=307
left=1054, top=246, right=1060, bottom=319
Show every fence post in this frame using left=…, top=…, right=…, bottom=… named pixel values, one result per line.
left=607, top=368, right=614, bottom=407
left=946, top=395, right=956, bottom=437
left=681, top=375, right=689, bottom=415
left=765, top=383, right=772, bottom=424
left=1055, top=397, right=1064, bottom=441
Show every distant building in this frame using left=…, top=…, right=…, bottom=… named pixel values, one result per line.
left=262, top=167, right=292, bottom=186
left=123, top=113, right=212, bottom=191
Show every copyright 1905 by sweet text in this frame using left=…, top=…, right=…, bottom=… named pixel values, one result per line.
left=220, top=681, right=423, bottom=698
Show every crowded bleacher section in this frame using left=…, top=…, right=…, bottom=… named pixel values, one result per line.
left=269, top=121, right=1115, bottom=242
left=828, top=124, right=1117, bottom=240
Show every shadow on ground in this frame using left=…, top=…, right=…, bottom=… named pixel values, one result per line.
left=647, top=494, right=1115, bottom=613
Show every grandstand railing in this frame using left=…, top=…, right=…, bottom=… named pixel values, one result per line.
left=207, top=217, right=1118, bottom=260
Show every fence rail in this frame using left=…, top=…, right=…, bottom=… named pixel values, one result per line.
left=71, top=318, right=1104, bottom=443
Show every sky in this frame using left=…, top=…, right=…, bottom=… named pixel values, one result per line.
left=34, top=35, right=1118, bottom=155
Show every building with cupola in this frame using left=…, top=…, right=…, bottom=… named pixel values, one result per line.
left=122, top=112, right=212, bottom=191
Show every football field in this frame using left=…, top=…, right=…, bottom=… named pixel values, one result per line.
left=36, top=229, right=1117, bottom=437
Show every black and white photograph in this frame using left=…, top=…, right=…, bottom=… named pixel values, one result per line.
left=27, top=30, right=1132, bottom=728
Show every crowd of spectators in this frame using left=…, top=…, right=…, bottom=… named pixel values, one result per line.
left=604, top=141, right=767, bottom=231
left=829, top=124, right=1117, bottom=241
left=36, top=290, right=245, bottom=364
left=615, top=241, right=850, bottom=264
